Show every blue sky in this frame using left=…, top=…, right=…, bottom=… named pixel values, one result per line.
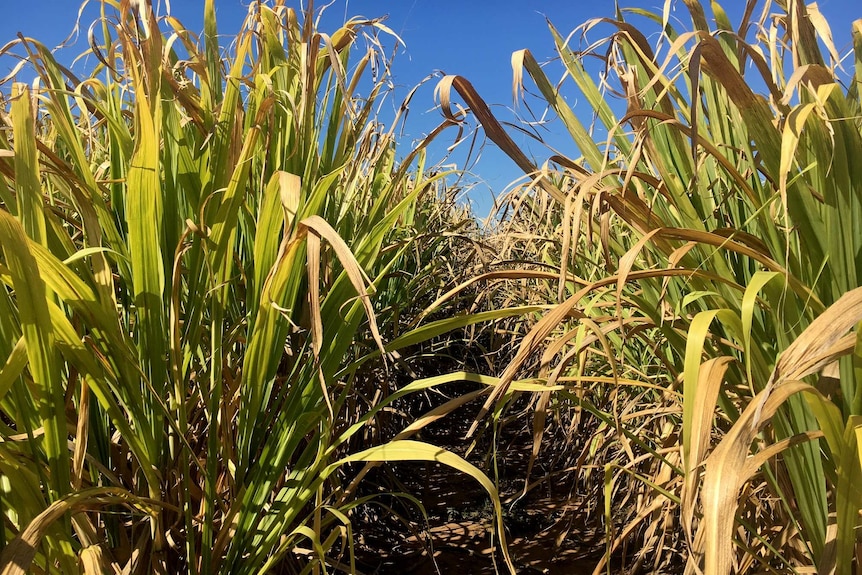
left=1, top=0, right=858, bottom=216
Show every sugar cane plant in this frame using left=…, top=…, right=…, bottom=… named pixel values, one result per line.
left=437, top=0, right=862, bottom=572
left=0, top=1, right=522, bottom=573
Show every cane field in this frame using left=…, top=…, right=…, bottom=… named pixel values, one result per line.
left=0, top=0, right=861, bottom=573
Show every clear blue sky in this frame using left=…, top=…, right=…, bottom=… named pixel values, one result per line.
left=1, top=0, right=858, bottom=216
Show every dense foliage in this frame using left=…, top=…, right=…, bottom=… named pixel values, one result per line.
left=1, top=1, right=862, bottom=574
left=0, top=2, right=518, bottom=573
left=441, top=1, right=862, bottom=572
